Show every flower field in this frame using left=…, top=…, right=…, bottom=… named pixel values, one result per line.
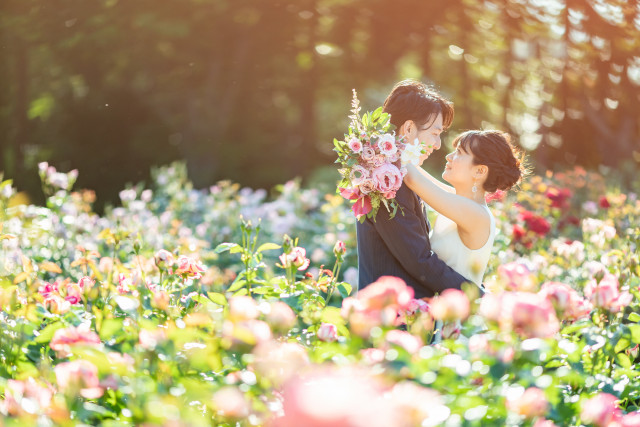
left=1, top=162, right=639, bottom=426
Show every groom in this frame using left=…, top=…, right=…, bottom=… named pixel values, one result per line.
left=356, top=80, right=469, bottom=298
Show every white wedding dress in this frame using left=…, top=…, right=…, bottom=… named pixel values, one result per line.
left=429, top=204, right=495, bottom=289
left=428, top=205, right=495, bottom=342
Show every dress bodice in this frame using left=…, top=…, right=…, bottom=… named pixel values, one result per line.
left=429, top=205, right=495, bottom=287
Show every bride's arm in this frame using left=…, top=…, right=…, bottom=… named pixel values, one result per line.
left=414, top=166, right=455, bottom=194
left=403, top=164, right=489, bottom=233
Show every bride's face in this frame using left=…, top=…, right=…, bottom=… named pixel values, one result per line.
left=442, top=144, right=478, bottom=187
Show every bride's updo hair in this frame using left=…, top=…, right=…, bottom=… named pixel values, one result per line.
left=453, top=130, right=526, bottom=193
left=383, top=79, right=454, bottom=131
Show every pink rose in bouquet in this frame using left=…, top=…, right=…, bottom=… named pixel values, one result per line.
left=372, top=163, right=403, bottom=195
left=348, top=137, right=363, bottom=153
left=377, top=133, right=397, bottom=156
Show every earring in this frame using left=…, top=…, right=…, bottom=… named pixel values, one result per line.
left=472, top=179, right=478, bottom=193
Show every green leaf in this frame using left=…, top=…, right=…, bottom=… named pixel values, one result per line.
left=628, top=312, right=640, bottom=323
left=227, top=279, right=247, bottom=293
left=257, top=243, right=281, bottom=253
left=321, top=306, right=345, bottom=326
left=207, top=292, right=227, bottom=306
left=630, top=324, right=640, bottom=344
left=233, top=288, right=248, bottom=297
left=34, top=322, right=64, bottom=343
left=615, top=337, right=631, bottom=353
left=214, top=243, right=242, bottom=254
left=99, top=318, right=124, bottom=341
left=337, top=282, right=352, bottom=298
left=615, top=352, right=632, bottom=369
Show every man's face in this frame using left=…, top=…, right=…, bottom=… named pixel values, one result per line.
left=413, top=113, right=444, bottom=165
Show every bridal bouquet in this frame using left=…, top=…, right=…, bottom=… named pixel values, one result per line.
left=334, top=90, right=425, bottom=222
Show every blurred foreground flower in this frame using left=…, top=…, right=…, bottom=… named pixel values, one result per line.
left=581, top=393, right=621, bottom=427
left=55, top=360, right=103, bottom=399
left=507, top=387, right=549, bottom=419
left=341, top=276, right=413, bottom=337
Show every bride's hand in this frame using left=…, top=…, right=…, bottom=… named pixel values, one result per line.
left=404, top=164, right=420, bottom=187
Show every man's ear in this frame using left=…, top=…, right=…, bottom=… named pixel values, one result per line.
left=401, top=120, right=415, bottom=135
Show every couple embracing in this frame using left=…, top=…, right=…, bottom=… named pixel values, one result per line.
left=357, top=79, right=525, bottom=304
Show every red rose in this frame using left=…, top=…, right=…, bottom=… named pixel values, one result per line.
left=599, top=196, right=611, bottom=208
left=512, top=224, right=526, bottom=241
left=519, top=210, right=551, bottom=235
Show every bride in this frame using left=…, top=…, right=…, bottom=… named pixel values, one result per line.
left=402, top=129, right=525, bottom=290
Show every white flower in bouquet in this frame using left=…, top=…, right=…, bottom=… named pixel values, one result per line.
left=401, top=139, right=424, bottom=166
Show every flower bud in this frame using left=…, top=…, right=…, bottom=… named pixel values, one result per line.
left=333, top=240, right=346, bottom=259
left=317, top=323, right=338, bottom=342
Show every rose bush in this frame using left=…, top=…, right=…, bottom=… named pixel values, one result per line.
left=0, top=163, right=639, bottom=425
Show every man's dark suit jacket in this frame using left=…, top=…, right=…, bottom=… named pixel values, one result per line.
left=356, top=183, right=469, bottom=299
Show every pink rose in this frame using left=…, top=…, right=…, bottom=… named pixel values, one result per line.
left=352, top=195, right=372, bottom=217
left=533, top=420, right=559, bottom=427
left=264, top=301, right=297, bottom=331
left=361, top=145, right=376, bottom=162
left=333, top=240, right=346, bottom=258
left=499, top=292, right=560, bottom=338
left=175, top=255, right=206, bottom=279
left=1, top=378, right=53, bottom=416
left=441, top=321, right=461, bottom=340
left=539, top=281, right=592, bottom=321
left=77, top=276, right=95, bottom=290
left=342, top=276, right=414, bottom=337
left=349, top=165, right=369, bottom=186
left=581, top=393, right=621, bottom=427
left=44, top=294, right=71, bottom=314
left=376, top=133, right=397, bottom=156
left=50, top=324, right=101, bottom=357
left=55, top=360, right=103, bottom=399
left=383, top=330, right=423, bottom=353
left=372, top=154, right=386, bottom=167
left=154, top=249, right=175, bottom=269
left=621, top=412, right=640, bottom=427
left=429, top=289, right=470, bottom=321
left=371, top=163, right=403, bottom=193
left=317, top=323, right=338, bottom=342
left=279, top=247, right=310, bottom=271
left=497, top=262, right=537, bottom=292
left=39, top=281, right=60, bottom=298
left=584, top=273, right=630, bottom=312
left=212, top=386, right=251, bottom=419
left=117, top=273, right=136, bottom=295
left=507, top=387, right=549, bottom=419
left=358, top=179, right=376, bottom=195
left=272, top=367, right=395, bottom=427
left=404, top=298, right=430, bottom=317
left=348, top=137, right=363, bottom=153
left=64, top=283, right=83, bottom=305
